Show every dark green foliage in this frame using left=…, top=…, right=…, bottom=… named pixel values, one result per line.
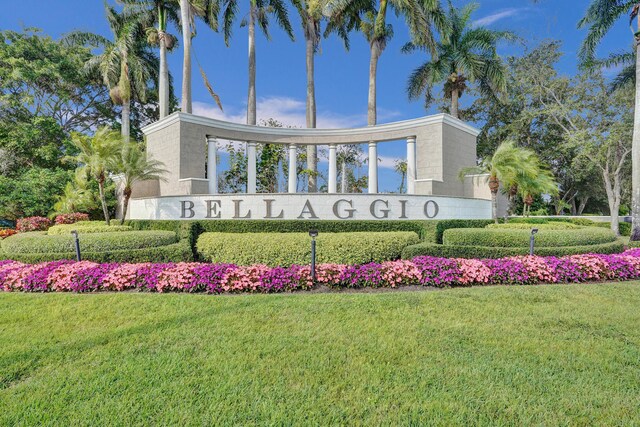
left=444, top=227, right=617, bottom=248
left=197, top=232, right=420, bottom=266
left=402, top=241, right=625, bottom=259
left=2, top=240, right=192, bottom=263
left=2, top=231, right=177, bottom=254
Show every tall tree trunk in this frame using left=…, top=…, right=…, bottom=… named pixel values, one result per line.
left=631, top=33, right=640, bottom=240
left=341, top=160, right=347, bottom=193
left=451, top=88, right=459, bottom=119
left=577, top=197, right=588, bottom=216
left=603, top=166, right=622, bottom=236
left=368, top=41, right=380, bottom=126
left=491, top=190, right=498, bottom=223
left=120, top=187, right=132, bottom=225
left=98, top=175, right=111, bottom=226
left=247, top=4, right=257, bottom=126
left=305, top=19, right=317, bottom=192
left=159, top=31, right=169, bottom=118
left=180, top=0, right=192, bottom=113
left=121, top=99, right=130, bottom=142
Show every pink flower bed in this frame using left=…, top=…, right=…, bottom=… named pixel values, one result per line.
left=2, top=250, right=640, bottom=294
left=16, top=216, right=52, bottom=232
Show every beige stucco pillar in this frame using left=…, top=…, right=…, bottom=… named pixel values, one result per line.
left=407, top=136, right=416, bottom=194
left=206, top=136, right=217, bottom=194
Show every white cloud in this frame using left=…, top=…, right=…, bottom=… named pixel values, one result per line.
left=473, top=8, right=525, bottom=27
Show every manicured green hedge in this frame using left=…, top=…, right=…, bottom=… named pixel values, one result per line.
left=434, top=219, right=496, bottom=244
left=47, top=221, right=132, bottom=235
left=197, top=232, right=420, bottom=266
left=486, top=222, right=579, bottom=230
left=509, top=217, right=631, bottom=236
left=1, top=231, right=178, bottom=254
left=401, top=240, right=625, bottom=259
left=443, top=227, right=617, bottom=248
left=2, top=240, right=193, bottom=263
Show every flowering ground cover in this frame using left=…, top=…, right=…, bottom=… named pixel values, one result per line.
left=3, top=249, right=640, bottom=293
left=0, top=284, right=639, bottom=425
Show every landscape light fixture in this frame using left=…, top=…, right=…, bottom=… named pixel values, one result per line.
left=71, top=230, right=82, bottom=262
left=530, top=228, right=539, bottom=256
left=309, top=230, right=318, bottom=281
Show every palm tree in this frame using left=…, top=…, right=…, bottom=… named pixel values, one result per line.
left=122, top=0, right=181, bottom=119
left=460, top=141, right=540, bottom=223
left=221, top=0, right=294, bottom=126
left=67, top=128, right=122, bottom=225
left=394, top=159, right=407, bottom=193
left=405, top=1, right=515, bottom=119
left=112, top=143, right=167, bottom=224
left=578, top=2, right=640, bottom=239
left=517, top=167, right=557, bottom=217
left=334, top=0, right=445, bottom=126
left=179, top=0, right=220, bottom=114
left=65, top=5, right=157, bottom=141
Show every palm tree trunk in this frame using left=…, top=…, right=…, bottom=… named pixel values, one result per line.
left=491, top=190, right=498, bottom=223
left=368, top=41, right=380, bottom=126
left=631, top=36, right=640, bottom=240
left=159, top=31, right=169, bottom=119
left=98, top=176, right=111, bottom=226
left=451, top=88, right=459, bottom=119
left=305, top=19, right=317, bottom=192
left=122, top=99, right=130, bottom=142
left=247, top=4, right=257, bottom=126
left=180, top=0, right=192, bottom=114
left=120, top=187, right=131, bottom=225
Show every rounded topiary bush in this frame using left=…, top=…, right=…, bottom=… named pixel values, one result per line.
left=197, top=231, right=420, bottom=266
left=443, top=227, right=617, bottom=248
left=2, top=230, right=178, bottom=254
left=47, top=221, right=132, bottom=235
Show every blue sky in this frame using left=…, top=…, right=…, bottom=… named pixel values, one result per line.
left=1, top=0, right=633, bottom=191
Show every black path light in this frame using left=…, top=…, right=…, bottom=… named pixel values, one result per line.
left=309, top=230, right=318, bottom=281
left=529, top=228, right=539, bottom=256
left=71, top=230, right=82, bottom=261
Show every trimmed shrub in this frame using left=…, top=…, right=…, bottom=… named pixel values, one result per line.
left=443, top=227, right=617, bottom=248
left=486, top=222, right=579, bottom=230
left=197, top=232, right=420, bottom=266
left=47, top=221, right=132, bottom=235
left=54, top=213, right=90, bottom=225
left=434, top=219, right=496, bottom=244
left=2, top=231, right=178, bottom=254
left=16, top=216, right=52, bottom=232
left=401, top=241, right=625, bottom=259
left=2, top=240, right=193, bottom=263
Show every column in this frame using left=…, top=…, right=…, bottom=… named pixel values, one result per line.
left=207, top=136, right=217, bottom=194
left=247, top=141, right=257, bottom=194
left=328, top=144, right=337, bottom=193
left=288, top=143, right=297, bottom=193
left=368, top=141, right=378, bottom=194
left=407, top=136, right=416, bottom=195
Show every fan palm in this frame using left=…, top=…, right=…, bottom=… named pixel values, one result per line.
left=578, top=0, right=640, bottom=239
left=112, top=143, right=167, bottom=224
left=179, top=0, right=220, bottom=113
left=460, top=141, right=540, bottom=223
left=405, top=1, right=515, bottom=119
left=221, top=0, right=294, bottom=126
left=67, top=128, right=122, bottom=225
left=517, top=166, right=558, bottom=217
left=65, top=5, right=157, bottom=142
left=121, top=0, right=181, bottom=119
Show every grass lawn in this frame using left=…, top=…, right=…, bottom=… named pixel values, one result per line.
left=1, top=284, right=640, bottom=426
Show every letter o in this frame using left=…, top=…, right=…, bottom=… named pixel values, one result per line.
left=423, top=200, right=439, bottom=218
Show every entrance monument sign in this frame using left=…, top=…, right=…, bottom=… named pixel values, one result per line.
left=127, top=112, right=495, bottom=220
